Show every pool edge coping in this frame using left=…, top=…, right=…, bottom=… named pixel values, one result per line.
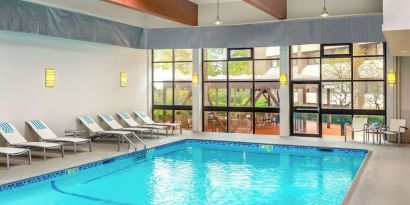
left=341, top=148, right=372, bottom=205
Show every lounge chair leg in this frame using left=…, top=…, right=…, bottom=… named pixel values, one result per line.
left=43, top=147, right=47, bottom=160
left=61, top=145, right=64, bottom=158
left=398, top=133, right=401, bottom=145
left=6, top=154, right=10, bottom=169
left=172, top=127, right=174, bottom=135
left=118, top=136, right=121, bottom=152
left=166, top=129, right=168, bottom=136
left=180, top=126, right=182, bottom=134
left=88, top=141, right=92, bottom=152
left=344, top=128, right=347, bottom=142
left=28, top=150, right=32, bottom=165
left=151, top=130, right=153, bottom=138
left=74, top=143, right=77, bottom=154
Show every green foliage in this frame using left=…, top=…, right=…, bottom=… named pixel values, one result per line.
left=206, top=62, right=226, bottom=77
left=153, top=87, right=172, bottom=105
left=153, top=49, right=172, bottom=62
left=229, top=88, right=251, bottom=106
left=153, top=110, right=172, bottom=123
left=322, top=115, right=352, bottom=124
left=175, top=62, right=192, bottom=76
left=230, top=49, right=251, bottom=58
left=174, top=49, right=192, bottom=61
left=208, top=89, right=227, bottom=106
left=205, top=48, right=226, bottom=60
left=175, top=89, right=192, bottom=105
left=228, top=61, right=252, bottom=76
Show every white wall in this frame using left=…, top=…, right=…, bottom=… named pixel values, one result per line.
left=400, top=57, right=410, bottom=134
left=383, top=0, right=410, bottom=30
left=0, top=31, right=148, bottom=144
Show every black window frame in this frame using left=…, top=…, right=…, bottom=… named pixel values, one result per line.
left=289, top=42, right=387, bottom=137
left=202, top=47, right=281, bottom=134
left=151, top=49, right=193, bottom=125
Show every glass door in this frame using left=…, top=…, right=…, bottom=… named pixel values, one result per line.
left=290, top=82, right=321, bottom=137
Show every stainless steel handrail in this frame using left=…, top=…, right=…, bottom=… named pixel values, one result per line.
left=126, top=132, right=147, bottom=151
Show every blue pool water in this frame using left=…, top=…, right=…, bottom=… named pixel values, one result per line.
left=0, top=140, right=367, bottom=205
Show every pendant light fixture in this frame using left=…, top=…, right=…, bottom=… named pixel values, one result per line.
left=320, top=0, right=329, bottom=18
left=214, top=0, right=222, bottom=25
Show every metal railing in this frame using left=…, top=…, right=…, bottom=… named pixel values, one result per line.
left=123, top=133, right=147, bottom=152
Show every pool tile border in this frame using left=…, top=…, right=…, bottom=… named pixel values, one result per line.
left=0, top=139, right=367, bottom=192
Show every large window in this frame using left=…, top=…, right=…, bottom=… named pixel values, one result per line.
left=290, top=42, right=386, bottom=138
left=152, top=49, right=193, bottom=129
left=203, top=47, right=280, bottom=135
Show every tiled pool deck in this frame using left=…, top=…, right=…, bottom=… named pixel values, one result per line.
left=0, top=132, right=409, bottom=205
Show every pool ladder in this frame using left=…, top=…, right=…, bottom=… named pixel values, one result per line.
left=122, top=133, right=147, bottom=152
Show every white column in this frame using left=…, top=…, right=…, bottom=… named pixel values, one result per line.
left=386, top=47, right=397, bottom=122
left=279, top=46, right=290, bottom=137
left=192, top=49, right=202, bottom=133
left=147, top=49, right=153, bottom=116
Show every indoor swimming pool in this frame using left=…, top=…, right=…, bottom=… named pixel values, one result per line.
left=0, top=139, right=367, bottom=205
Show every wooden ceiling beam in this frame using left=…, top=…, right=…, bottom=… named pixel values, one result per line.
left=104, top=0, right=198, bottom=26
left=244, top=0, right=287, bottom=20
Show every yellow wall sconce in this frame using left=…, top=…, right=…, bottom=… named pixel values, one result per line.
left=120, top=72, right=127, bottom=87
left=192, top=73, right=199, bottom=85
left=279, top=73, right=287, bottom=85
left=387, top=71, right=396, bottom=84
left=45, top=68, right=55, bottom=88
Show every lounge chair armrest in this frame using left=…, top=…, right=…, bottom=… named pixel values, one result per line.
left=399, top=126, right=408, bottom=132
left=379, top=125, right=389, bottom=130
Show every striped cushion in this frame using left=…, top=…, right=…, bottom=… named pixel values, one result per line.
left=119, top=112, right=130, bottom=119
left=82, top=116, right=94, bottom=124
left=0, top=123, right=14, bottom=134
left=31, top=120, right=46, bottom=130
left=138, top=111, right=146, bottom=118
left=101, top=114, right=113, bottom=121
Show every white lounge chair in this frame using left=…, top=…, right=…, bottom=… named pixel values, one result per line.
left=26, top=120, right=92, bottom=154
left=0, top=147, right=31, bottom=169
left=135, top=111, right=182, bottom=135
left=381, top=119, right=408, bottom=145
left=0, top=122, right=64, bottom=160
left=78, top=116, right=139, bottom=151
left=117, top=112, right=165, bottom=137
left=98, top=114, right=155, bottom=138
left=344, top=117, right=368, bottom=142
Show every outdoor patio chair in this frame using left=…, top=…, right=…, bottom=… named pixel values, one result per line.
left=381, top=119, right=408, bottom=145
left=344, top=117, right=368, bottom=142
